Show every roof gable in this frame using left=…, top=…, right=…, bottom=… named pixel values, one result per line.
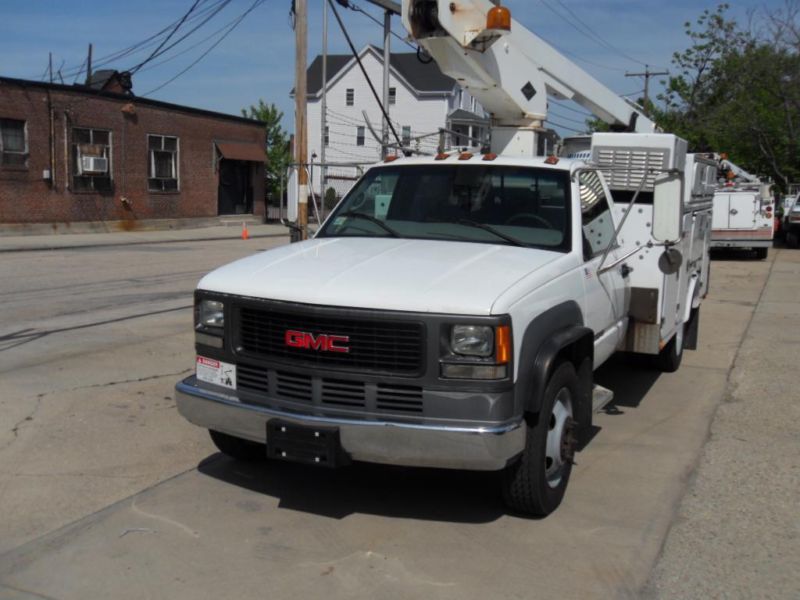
left=304, top=45, right=455, bottom=97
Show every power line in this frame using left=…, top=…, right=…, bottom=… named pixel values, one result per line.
left=56, top=0, right=231, bottom=79
left=534, top=30, right=627, bottom=73
left=550, top=100, right=592, bottom=116
left=129, top=0, right=203, bottom=74
left=140, top=0, right=263, bottom=97
left=346, top=2, right=416, bottom=51
left=541, top=0, right=660, bottom=69
left=138, top=3, right=262, bottom=73
left=129, top=0, right=233, bottom=74
left=548, top=107, right=590, bottom=126
left=327, top=0, right=403, bottom=151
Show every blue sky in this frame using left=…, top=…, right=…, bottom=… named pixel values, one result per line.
left=0, top=0, right=783, bottom=135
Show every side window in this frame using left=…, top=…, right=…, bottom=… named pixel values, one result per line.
left=71, top=127, right=112, bottom=192
left=0, top=118, right=28, bottom=167
left=148, top=134, right=179, bottom=192
left=579, top=171, right=615, bottom=258
left=402, top=126, right=411, bottom=146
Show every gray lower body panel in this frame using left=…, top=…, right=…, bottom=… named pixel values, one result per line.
left=176, top=377, right=525, bottom=471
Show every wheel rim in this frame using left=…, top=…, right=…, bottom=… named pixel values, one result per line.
left=545, top=388, right=574, bottom=488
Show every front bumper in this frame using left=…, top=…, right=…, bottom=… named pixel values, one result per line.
left=176, top=376, right=525, bottom=471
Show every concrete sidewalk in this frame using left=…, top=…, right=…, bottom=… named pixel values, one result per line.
left=645, top=248, right=800, bottom=598
left=0, top=223, right=290, bottom=253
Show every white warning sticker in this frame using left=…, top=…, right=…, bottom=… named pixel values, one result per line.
left=196, top=356, right=236, bottom=390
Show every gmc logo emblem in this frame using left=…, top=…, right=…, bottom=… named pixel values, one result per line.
left=285, top=330, right=350, bottom=353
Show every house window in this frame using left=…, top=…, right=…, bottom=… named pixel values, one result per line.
left=71, top=127, right=112, bottom=192
left=0, top=118, right=27, bottom=167
left=356, top=126, right=365, bottom=147
left=324, top=126, right=329, bottom=147
left=346, top=88, right=354, bottom=106
left=402, top=126, right=411, bottom=146
left=389, top=87, right=396, bottom=105
left=148, top=135, right=179, bottom=192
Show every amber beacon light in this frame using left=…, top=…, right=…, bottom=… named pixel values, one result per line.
left=487, top=4, right=512, bottom=31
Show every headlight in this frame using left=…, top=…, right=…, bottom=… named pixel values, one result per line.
left=451, top=325, right=493, bottom=357
left=198, top=299, right=224, bottom=329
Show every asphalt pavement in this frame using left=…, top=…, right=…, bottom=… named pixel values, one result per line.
left=0, top=232, right=796, bottom=599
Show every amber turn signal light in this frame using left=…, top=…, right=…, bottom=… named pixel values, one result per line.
left=495, top=325, right=511, bottom=364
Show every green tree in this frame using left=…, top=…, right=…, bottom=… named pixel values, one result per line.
left=241, top=100, right=291, bottom=202
left=653, top=3, right=799, bottom=190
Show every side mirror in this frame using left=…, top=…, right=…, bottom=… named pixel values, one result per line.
left=652, top=171, right=684, bottom=244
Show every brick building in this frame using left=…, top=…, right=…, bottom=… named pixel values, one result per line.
left=0, top=75, right=266, bottom=226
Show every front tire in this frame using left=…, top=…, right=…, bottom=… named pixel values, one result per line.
left=209, top=430, right=266, bottom=461
left=502, top=362, right=579, bottom=517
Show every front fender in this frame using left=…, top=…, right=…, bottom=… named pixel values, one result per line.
left=513, top=301, right=591, bottom=416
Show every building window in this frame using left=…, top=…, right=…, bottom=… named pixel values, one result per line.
left=0, top=118, right=28, bottom=167
left=346, top=88, right=354, bottom=106
left=148, top=135, right=179, bottom=192
left=356, top=126, right=365, bottom=147
left=389, top=87, right=396, bottom=105
left=71, top=127, right=112, bottom=192
left=324, top=126, right=329, bottom=147
left=402, top=126, right=411, bottom=146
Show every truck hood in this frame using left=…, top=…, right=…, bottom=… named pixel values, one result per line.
left=198, top=237, right=562, bottom=315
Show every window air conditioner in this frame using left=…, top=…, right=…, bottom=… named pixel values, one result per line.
left=80, top=155, right=108, bottom=175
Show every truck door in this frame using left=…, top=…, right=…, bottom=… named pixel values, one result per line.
left=712, top=193, right=730, bottom=229
left=578, top=171, right=627, bottom=366
left=728, top=193, right=758, bottom=229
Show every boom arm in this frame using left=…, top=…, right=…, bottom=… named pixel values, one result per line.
left=401, top=0, right=657, bottom=152
left=719, top=159, right=760, bottom=183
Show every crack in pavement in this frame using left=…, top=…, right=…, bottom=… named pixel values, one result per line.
left=2, top=368, right=192, bottom=451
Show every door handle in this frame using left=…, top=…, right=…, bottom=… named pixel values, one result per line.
left=730, top=208, right=738, bottom=215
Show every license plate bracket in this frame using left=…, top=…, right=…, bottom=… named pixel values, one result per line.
left=266, top=420, right=348, bottom=467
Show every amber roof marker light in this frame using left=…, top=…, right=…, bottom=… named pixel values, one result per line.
left=487, top=4, right=512, bottom=32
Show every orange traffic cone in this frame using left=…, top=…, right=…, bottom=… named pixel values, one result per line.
left=241, top=222, right=249, bottom=240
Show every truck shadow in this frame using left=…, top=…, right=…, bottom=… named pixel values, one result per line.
left=197, top=358, right=661, bottom=523
left=594, top=355, right=661, bottom=413
left=198, top=453, right=507, bottom=523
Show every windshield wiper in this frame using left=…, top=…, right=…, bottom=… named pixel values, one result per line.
left=338, top=211, right=400, bottom=237
left=456, top=219, right=527, bottom=247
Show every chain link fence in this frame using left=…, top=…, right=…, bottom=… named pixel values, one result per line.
left=267, top=162, right=372, bottom=223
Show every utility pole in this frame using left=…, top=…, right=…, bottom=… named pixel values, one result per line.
left=295, top=0, right=309, bottom=239
left=320, top=0, right=328, bottom=200
left=86, top=43, right=93, bottom=85
left=625, top=65, right=668, bottom=116
left=381, top=10, right=391, bottom=158
left=48, top=52, right=53, bottom=83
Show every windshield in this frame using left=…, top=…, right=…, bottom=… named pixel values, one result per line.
left=318, top=165, right=571, bottom=251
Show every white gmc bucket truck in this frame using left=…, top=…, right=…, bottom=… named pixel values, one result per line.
left=175, top=0, right=715, bottom=515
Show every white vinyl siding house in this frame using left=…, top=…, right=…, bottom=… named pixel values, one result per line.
left=300, top=45, right=488, bottom=196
